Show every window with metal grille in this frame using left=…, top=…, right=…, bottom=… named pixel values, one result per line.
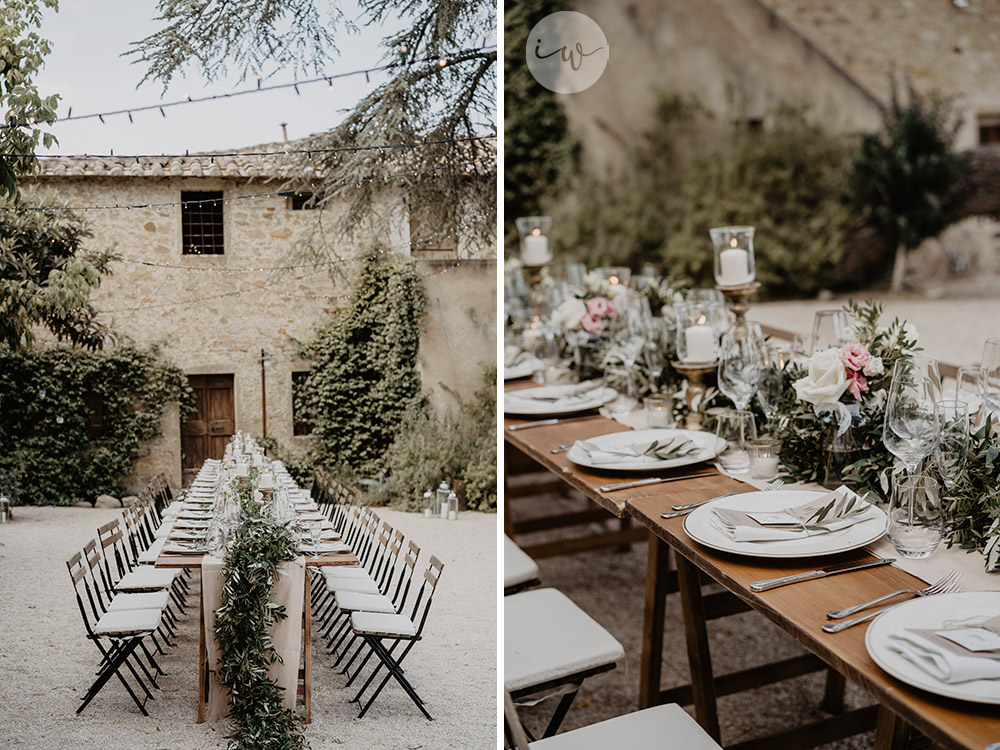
left=181, top=191, right=225, bottom=254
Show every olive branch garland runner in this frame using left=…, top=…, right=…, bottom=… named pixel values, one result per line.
left=642, top=438, right=700, bottom=461
left=213, top=484, right=308, bottom=750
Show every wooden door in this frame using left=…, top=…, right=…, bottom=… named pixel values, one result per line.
left=181, top=374, right=235, bottom=486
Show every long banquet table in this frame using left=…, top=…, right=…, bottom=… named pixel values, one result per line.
left=154, top=462, right=358, bottom=723
left=504, top=395, right=1000, bottom=750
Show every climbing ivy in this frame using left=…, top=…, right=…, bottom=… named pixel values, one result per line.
left=0, top=345, right=193, bottom=505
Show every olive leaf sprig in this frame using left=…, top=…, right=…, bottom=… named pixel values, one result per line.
left=802, top=491, right=872, bottom=533
left=643, top=438, right=700, bottom=461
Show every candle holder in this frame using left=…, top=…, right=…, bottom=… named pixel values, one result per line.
left=516, top=216, right=552, bottom=270
left=671, top=360, right=718, bottom=431
left=718, top=281, right=761, bottom=325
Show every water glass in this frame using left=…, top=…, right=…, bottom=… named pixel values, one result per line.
left=955, top=366, right=984, bottom=424
left=747, top=437, right=782, bottom=480
left=810, top=310, right=849, bottom=353
left=981, top=338, right=1000, bottom=418
left=934, top=400, right=970, bottom=490
left=887, top=474, right=943, bottom=558
left=882, top=356, right=942, bottom=474
left=644, top=394, right=674, bottom=427
left=715, top=410, right=757, bottom=474
left=791, top=333, right=811, bottom=360
left=717, top=323, right=766, bottom=411
left=756, top=345, right=786, bottom=424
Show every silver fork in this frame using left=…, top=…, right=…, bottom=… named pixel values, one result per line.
left=821, top=572, right=962, bottom=633
left=825, top=569, right=962, bottom=619
left=660, top=478, right=783, bottom=519
left=550, top=443, right=573, bottom=454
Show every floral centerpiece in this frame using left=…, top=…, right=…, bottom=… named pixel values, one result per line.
left=775, top=300, right=919, bottom=496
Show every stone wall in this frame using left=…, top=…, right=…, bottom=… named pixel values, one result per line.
left=28, top=175, right=496, bottom=494
left=560, top=0, right=883, bottom=171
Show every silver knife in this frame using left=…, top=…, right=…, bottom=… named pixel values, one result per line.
left=749, top=558, right=895, bottom=592
left=507, top=415, right=602, bottom=431
left=599, top=471, right=720, bottom=493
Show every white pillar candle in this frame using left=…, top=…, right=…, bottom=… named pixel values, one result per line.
left=440, top=497, right=450, bottom=519
left=235, top=463, right=249, bottom=478
left=258, top=472, right=274, bottom=490
left=521, top=232, right=551, bottom=266
left=684, top=325, right=716, bottom=362
left=750, top=456, right=780, bottom=480
left=719, top=248, right=752, bottom=286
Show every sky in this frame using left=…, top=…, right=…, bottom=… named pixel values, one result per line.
left=32, top=0, right=409, bottom=155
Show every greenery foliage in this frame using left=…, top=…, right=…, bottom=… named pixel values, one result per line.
left=943, top=417, right=1000, bottom=571
left=296, top=255, right=426, bottom=477
left=0, top=0, right=60, bottom=198
left=214, top=504, right=306, bottom=750
left=0, top=345, right=193, bottom=505
left=0, top=187, right=118, bottom=350
left=549, top=101, right=852, bottom=298
left=849, top=75, right=959, bottom=253
left=383, top=366, right=497, bottom=512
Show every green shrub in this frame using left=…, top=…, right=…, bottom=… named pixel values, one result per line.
left=0, top=345, right=193, bottom=505
left=296, top=254, right=426, bottom=477
left=383, top=366, right=497, bottom=512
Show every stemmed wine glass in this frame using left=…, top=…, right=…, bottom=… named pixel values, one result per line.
left=606, top=297, right=649, bottom=404
left=756, top=345, right=787, bottom=429
left=934, top=400, right=970, bottom=491
left=980, top=338, right=1000, bottom=421
left=811, top=310, right=849, bottom=353
left=717, top=323, right=766, bottom=413
left=882, top=356, right=942, bottom=475
left=955, top=366, right=984, bottom=426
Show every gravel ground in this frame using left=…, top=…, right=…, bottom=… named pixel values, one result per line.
left=0, top=505, right=497, bottom=750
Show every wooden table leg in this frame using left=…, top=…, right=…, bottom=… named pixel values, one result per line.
left=304, top=573, right=312, bottom=724
left=676, top=554, right=721, bottom=742
left=639, top=533, right=669, bottom=708
left=503, top=444, right=515, bottom=538
left=198, top=570, right=206, bottom=724
left=873, top=704, right=911, bottom=750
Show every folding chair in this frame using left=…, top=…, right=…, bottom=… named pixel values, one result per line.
left=504, top=534, right=540, bottom=595
left=67, top=550, right=163, bottom=715
left=97, top=518, right=187, bottom=610
left=505, top=588, right=624, bottom=738
left=503, top=689, right=723, bottom=750
left=346, top=555, right=445, bottom=719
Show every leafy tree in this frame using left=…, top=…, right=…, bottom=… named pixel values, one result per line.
left=849, top=75, right=960, bottom=291
left=0, top=0, right=60, bottom=198
left=503, top=0, right=576, bottom=253
left=129, top=0, right=497, bottom=257
left=0, top=187, right=118, bottom=351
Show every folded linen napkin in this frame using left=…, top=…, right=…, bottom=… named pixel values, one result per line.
left=711, top=487, right=877, bottom=542
left=576, top=436, right=700, bottom=466
left=887, top=617, right=1000, bottom=683
left=505, top=381, right=603, bottom=409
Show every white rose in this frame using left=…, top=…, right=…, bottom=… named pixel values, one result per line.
left=863, top=355, right=884, bottom=377
left=551, top=298, right=587, bottom=331
left=793, top=347, right=850, bottom=405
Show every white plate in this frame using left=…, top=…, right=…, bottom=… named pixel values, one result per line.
left=504, top=360, right=539, bottom=380
left=567, top=428, right=724, bottom=472
left=503, top=384, right=617, bottom=416
left=683, top=489, right=888, bottom=558
left=866, top=591, right=1000, bottom=704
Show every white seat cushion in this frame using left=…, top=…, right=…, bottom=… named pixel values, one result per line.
left=107, top=590, right=171, bottom=612
left=504, top=535, right=539, bottom=590
left=115, top=567, right=178, bottom=591
left=137, top=537, right=167, bottom=564
left=93, top=608, right=162, bottom=636
left=504, top=588, right=624, bottom=693
left=530, top=703, right=722, bottom=750
left=153, top=524, right=172, bottom=539
left=327, top=577, right=380, bottom=595
left=351, top=611, right=416, bottom=637
left=323, top=566, right=366, bottom=580
left=336, top=591, right=396, bottom=614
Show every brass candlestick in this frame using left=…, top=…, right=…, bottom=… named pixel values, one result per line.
left=718, top=281, right=761, bottom=325
left=258, top=486, right=273, bottom=507
left=522, top=263, right=545, bottom=288
left=672, top=360, right=717, bottom=431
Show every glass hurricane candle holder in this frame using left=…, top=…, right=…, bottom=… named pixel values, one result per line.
left=710, top=226, right=756, bottom=288
left=593, top=266, right=631, bottom=287
left=516, top=216, right=553, bottom=267
left=674, top=299, right=720, bottom=363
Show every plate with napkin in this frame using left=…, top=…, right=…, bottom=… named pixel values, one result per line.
left=503, top=382, right=617, bottom=416
left=504, top=350, right=543, bottom=380
left=567, top=428, right=724, bottom=471
left=866, top=591, right=1000, bottom=704
left=684, top=486, right=887, bottom=558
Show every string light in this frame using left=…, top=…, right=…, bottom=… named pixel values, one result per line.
left=0, top=157, right=496, bottom=212
left=2, top=44, right=497, bottom=130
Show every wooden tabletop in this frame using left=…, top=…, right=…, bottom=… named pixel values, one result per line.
left=155, top=551, right=359, bottom=569
left=626, top=492, right=1000, bottom=750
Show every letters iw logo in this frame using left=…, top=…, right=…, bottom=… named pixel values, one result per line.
left=526, top=11, right=609, bottom=94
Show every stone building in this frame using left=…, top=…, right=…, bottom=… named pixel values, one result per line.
left=29, top=141, right=495, bottom=489
left=559, top=0, right=1000, bottom=169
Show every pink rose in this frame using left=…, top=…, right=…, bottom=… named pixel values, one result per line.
left=847, top=370, right=869, bottom=401
left=586, top=297, right=614, bottom=318
left=839, top=343, right=871, bottom=372
left=581, top=312, right=605, bottom=334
